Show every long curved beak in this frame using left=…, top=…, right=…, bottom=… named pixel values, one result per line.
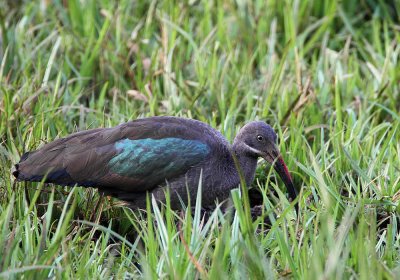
left=273, top=156, right=297, bottom=203
left=263, top=149, right=298, bottom=210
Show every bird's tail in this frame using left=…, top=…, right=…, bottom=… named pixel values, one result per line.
left=13, top=151, right=34, bottom=180
left=13, top=147, right=95, bottom=187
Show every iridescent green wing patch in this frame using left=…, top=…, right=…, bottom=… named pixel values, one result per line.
left=108, top=138, right=210, bottom=179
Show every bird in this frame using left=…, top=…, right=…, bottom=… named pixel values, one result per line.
left=13, top=116, right=297, bottom=210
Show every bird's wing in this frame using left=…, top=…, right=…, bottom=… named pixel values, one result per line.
left=15, top=117, right=212, bottom=192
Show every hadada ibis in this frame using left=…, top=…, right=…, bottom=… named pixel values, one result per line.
left=13, top=116, right=297, bottom=209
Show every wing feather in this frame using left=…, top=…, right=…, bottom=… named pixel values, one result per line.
left=15, top=117, right=216, bottom=192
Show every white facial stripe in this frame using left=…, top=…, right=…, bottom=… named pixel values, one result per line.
left=242, top=142, right=261, bottom=155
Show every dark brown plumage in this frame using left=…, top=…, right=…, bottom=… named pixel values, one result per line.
left=13, top=116, right=297, bottom=209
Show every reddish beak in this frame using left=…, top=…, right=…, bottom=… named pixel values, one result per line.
left=273, top=156, right=298, bottom=209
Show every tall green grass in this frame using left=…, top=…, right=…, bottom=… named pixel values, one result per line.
left=0, top=0, right=399, bottom=278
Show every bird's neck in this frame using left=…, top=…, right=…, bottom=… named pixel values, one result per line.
left=231, top=144, right=258, bottom=187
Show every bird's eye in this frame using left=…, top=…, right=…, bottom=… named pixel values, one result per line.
left=257, top=135, right=263, bottom=142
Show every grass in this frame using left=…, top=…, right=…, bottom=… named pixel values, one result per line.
left=0, top=0, right=399, bottom=278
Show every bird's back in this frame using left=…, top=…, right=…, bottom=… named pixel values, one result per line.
left=14, top=116, right=232, bottom=196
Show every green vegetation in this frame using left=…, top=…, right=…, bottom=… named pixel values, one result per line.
left=0, top=0, right=399, bottom=278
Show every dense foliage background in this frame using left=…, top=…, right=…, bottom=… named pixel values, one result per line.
left=0, top=0, right=399, bottom=278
